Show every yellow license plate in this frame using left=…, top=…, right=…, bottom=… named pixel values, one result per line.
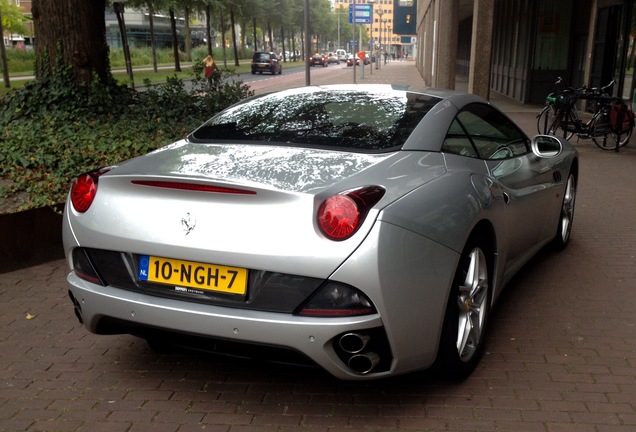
left=138, top=255, right=247, bottom=295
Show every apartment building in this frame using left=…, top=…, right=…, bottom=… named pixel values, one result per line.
left=2, top=0, right=33, bottom=48
left=333, top=0, right=408, bottom=56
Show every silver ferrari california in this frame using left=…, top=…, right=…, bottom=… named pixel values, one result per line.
left=63, top=85, right=578, bottom=380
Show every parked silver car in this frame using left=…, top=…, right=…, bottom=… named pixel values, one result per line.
left=63, top=85, right=578, bottom=380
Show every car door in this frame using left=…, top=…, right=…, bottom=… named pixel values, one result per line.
left=451, top=103, right=551, bottom=269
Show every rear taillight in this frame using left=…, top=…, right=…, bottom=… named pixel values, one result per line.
left=318, top=186, right=385, bottom=241
left=70, top=167, right=112, bottom=213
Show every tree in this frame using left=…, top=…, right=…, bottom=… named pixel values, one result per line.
left=0, top=0, right=28, bottom=36
left=31, top=0, right=112, bottom=87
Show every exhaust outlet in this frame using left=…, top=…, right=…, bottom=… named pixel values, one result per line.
left=348, top=352, right=380, bottom=374
left=339, top=332, right=370, bottom=354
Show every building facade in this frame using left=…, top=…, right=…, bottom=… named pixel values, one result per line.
left=104, top=8, right=189, bottom=50
left=416, top=0, right=636, bottom=107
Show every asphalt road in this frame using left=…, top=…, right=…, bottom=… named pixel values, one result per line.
left=1, top=61, right=636, bottom=432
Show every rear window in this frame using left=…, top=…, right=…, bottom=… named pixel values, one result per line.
left=253, top=53, right=271, bottom=62
left=189, top=89, right=441, bottom=152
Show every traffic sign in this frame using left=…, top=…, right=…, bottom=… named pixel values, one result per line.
left=349, top=4, right=373, bottom=24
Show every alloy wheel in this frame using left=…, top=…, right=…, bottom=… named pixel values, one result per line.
left=456, top=247, right=489, bottom=362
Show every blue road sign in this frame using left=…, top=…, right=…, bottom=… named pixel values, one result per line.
left=349, top=4, right=373, bottom=24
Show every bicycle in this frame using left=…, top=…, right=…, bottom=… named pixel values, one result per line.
left=536, top=77, right=581, bottom=140
left=544, top=79, right=634, bottom=151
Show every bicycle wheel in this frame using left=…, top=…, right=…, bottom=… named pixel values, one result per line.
left=537, top=106, right=555, bottom=135
left=590, top=111, right=631, bottom=150
left=545, top=106, right=579, bottom=140
left=610, top=127, right=632, bottom=148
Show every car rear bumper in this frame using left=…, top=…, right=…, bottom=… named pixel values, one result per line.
left=64, top=220, right=456, bottom=380
left=67, top=272, right=393, bottom=380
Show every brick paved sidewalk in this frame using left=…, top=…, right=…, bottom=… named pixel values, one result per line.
left=1, top=62, right=636, bottom=432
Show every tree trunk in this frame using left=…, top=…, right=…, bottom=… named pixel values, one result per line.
left=281, top=26, right=286, bottom=61
left=252, top=17, right=258, bottom=52
left=0, top=8, right=10, bottom=88
left=32, top=0, right=111, bottom=87
left=184, top=6, right=192, bottom=62
left=230, top=8, right=239, bottom=67
left=291, top=31, right=296, bottom=61
left=206, top=5, right=213, bottom=55
left=148, top=3, right=158, bottom=72
left=114, top=2, right=134, bottom=86
left=169, top=8, right=181, bottom=72
left=220, top=8, right=227, bottom=68
left=240, top=18, right=248, bottom=55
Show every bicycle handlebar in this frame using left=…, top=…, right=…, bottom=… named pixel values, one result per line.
left=546, top=78, right=617, bottom=105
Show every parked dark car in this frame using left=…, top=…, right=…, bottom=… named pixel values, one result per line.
left=310, top=53, right=328, bottom=67
left=251, top=52, right=282, bottom=75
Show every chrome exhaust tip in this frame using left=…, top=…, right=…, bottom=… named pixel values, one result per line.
left=339, top=332, right=370, bottom=354
left=348, top=352, right=380, bottom=374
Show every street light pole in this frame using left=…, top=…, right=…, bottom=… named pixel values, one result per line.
left=387, top=26, right=392, bottom=62
left=304, top=0, right=310, bottom=85
left=337, top=13, right=340, bottom=50
left=374, top=8, right=384, bottom=70
left=369, top=11, right=373, bottom=75
left=367, top=0, right=376, bottom=73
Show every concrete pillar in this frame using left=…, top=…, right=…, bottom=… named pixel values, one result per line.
left=435, top=0, right=459, bottom=89
left=418, top=0, right=434, bottom=86
left=468, top=0, right=494, bottom=98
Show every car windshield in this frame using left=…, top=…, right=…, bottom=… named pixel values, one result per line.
left=189, top=88, right=442, bottom=152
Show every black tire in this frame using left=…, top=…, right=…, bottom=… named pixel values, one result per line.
left=611, top=127, right=632, bottom=147
left=435, top=234, right=492, bottom=377
left=540, top=106, right=578, bottom=140
left=537, top=106, right=554, bottom=135
left=552, top=171, right=576, bottom=250
left=592, top=117, right=632, bottom=150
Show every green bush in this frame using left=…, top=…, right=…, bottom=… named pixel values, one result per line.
left=5, top=48, right=36, bottom=74
left=4, top=47, right=243, bottom=75
left=0, top=61, right=254, bottom=211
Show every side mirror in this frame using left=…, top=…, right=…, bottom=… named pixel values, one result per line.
left=531, top=135, right=563, bottom=158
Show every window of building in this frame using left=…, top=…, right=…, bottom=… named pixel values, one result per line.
left=533, top=0, right=573, bottom=70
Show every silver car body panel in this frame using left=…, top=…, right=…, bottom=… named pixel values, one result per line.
left=66, top=216, right=458, bottom=380
left=64, top=146, right=448, bottom=278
